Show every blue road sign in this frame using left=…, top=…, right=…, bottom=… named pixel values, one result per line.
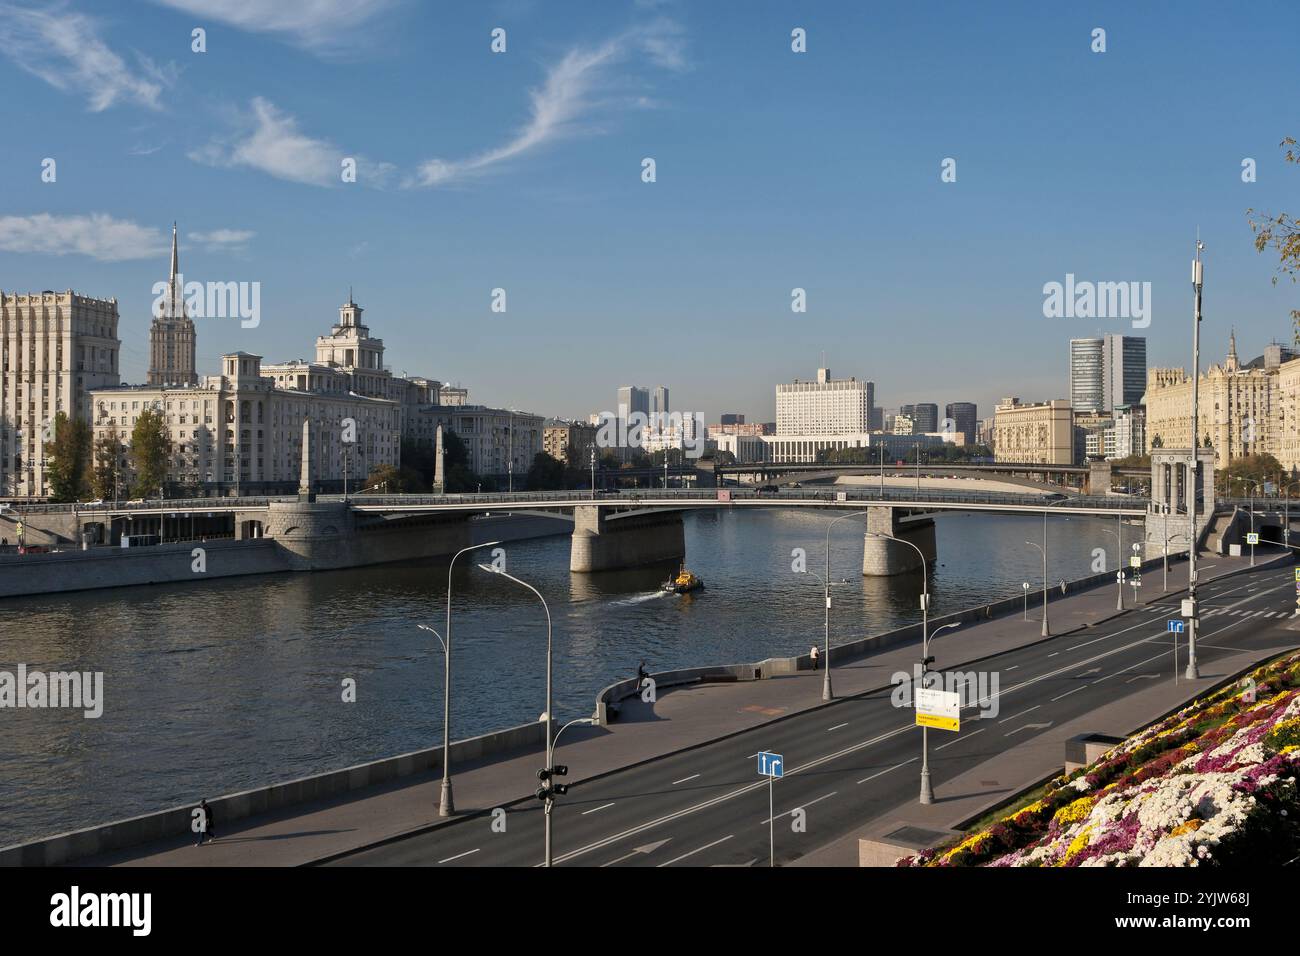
left=1167, top=620, right=1185, bottom=633
left=757, top=751, right=784, bottom=778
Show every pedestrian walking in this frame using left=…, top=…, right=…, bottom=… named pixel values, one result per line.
left=810, top=645, right=820, bottom=670
left=195, top=799, right=216, bottom=846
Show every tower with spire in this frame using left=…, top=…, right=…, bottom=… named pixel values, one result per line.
left=148, top=223, right=198, bottom=386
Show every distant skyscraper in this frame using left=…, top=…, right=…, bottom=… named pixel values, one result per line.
left=617, top=385, right=650, bottom=419
left=148, top=223, right=198, bottom=386
left=651, top=385, right=670, bottom=418
left=1071, top=335, right=1146, bottom=413
left=945, top=402, right=978, bottom=445
left=1105, top=335, right=1147, bottom=410
left=1069, top=338, right=1105, bottom=412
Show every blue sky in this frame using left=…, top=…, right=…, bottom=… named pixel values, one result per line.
left=1, top=0, right=1298, bottom=425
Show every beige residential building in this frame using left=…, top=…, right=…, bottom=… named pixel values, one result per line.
left=1, top=290, right=121, bottom=497
left=543, top=420, right=598, bottom=466
left=992, top=398, right=1074, bottom=465
left=91, top=352, right=399, bottom=495
left=1142, top=333, right=1275, bottom=469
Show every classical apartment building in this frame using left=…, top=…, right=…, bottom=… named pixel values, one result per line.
left=992, top=397, right=1074, bottom=465
left=1143, top=333, right=1276, bottom=468
left=413, top=405, right=542, bottom=479
left=776, top=367, right=874, bottom=435
left=1, top=289, right=121, bottom=497
left=147, top=225, right=198, bottom=386
left=91, top=352, right=399, bottom=495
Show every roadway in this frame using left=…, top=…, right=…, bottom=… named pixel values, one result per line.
left=326, top=560, right=1299, bottom=867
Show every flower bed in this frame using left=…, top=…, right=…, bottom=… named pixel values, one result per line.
left=900, top=651, right=1300, bottom=867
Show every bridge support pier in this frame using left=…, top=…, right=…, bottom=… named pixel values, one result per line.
left=570, top=505, right=685, bottom=573
left=862, top=506, right=936, bottom=576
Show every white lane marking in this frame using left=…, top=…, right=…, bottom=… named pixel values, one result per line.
left=437, top=848, right=480, bottom=864
left=827, top=722, right=849, bottom=732
left=998, top=705, right=1039, bottom=724
left=658, top=834, right=733, bottom=867
left=1005, top=665, right=1019, bottom=671
left=672, top=773, right=700, bottom=785
left=1048, top=652, right=1059, bottom=658
left=763, top=791, right=837, bottom=825
left=1050, top=685, right=1086, bottom=702
left=936, top=728, right=984, bottom=751
left=857, top=757, right=918, bottom=784
left=582, top=802, right=616, bottom=815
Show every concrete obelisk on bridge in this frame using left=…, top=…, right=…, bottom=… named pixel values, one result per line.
left=299, top=418, right=316, bottom=502
left=433, top=424, right=446, bottom=495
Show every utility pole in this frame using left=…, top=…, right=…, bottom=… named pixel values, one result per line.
left=1186, top=236, right=1204, bottom=680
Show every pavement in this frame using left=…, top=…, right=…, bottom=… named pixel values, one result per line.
left=82, top=549, right=1294, bottom=867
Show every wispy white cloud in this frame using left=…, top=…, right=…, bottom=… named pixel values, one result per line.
left=189, top=229, right=256, bottom=252
left=0, top=2, right=173, bottom=111
left=148, top=0, right=395, bottom=55
left=408, top=20, right=689, bottom=189
left=0, top=213, right=166, bottom=261
left=188, top=96, right=393, bottom=187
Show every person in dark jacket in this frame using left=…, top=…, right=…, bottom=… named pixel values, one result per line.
left=637, top=660, right=648, bottom=687
left=195, top=799, right=216, bottom=846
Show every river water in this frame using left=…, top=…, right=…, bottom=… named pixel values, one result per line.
left=0, top=508, right=1131, bottom=846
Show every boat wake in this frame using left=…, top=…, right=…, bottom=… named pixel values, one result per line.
left=611, top=590, right=673, bottom=606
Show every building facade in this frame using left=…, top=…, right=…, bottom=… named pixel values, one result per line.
left=543, top=419, right=598, bottom=466
left=1, top=290, right=121, bottom=497
left=91, top=352, right=399, bottom=495
left=1070, top=335, right=1146, bottom=413
left=776, top=367, right=874, bottom=435
left=992, top=398, right=1075, bottom=465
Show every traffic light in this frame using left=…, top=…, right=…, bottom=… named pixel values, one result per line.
left=536, top=765, right=570, bottom=800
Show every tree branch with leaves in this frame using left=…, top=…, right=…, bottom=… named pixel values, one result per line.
left=1247, top=137, right=1300, bottom=344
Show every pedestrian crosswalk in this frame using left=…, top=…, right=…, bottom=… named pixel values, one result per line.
left=1144, top=603, right=1289, bottom=618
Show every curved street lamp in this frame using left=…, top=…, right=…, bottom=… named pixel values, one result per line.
left=437, top=539, right=503, bottom=817
left=819, top=510, right=869, bottom=700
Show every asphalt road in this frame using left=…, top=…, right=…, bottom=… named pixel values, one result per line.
left=328, top=560, right=1300, bottom=867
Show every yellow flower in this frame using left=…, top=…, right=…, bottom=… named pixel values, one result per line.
left=1053, top=797, right=1095, bottom=826
left=1061, top=825, right=1094, bottom=865
left=1168, top=819, right=1203, bottom=838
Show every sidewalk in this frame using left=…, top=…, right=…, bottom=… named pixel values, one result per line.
left=87, top=553, right=1273, bottom=866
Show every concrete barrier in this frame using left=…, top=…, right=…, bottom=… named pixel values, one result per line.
left=0, top=719, right=546, bottom=867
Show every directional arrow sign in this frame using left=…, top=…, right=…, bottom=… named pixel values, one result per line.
left=757, top=751, right=784, bottom=778
left=600, top=840, right=672, bottom=867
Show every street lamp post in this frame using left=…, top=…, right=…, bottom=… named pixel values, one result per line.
left=1186, top=236, right=1204, bottom=681
left=865, top=530, right=933, bottom=803
left=590, top=447, right=596, bottom=500
left=478, top=563, right=558, bottom=866
left=819, top=510, right=868, bottom=701
left=437, top=539, right=504, bottom=817
left=1101, top=514, right=1125, bottom=611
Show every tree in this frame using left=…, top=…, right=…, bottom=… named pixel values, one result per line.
left=526, top=452, right=566, bottom=490
left=1247, top=137, right=1300, bottom=344
left=92, top=427, right=124, bottom=501
left=130, top=408, right=171, bottom=498
left=364, top=462, right=426, bottom=493
left=45, top=412, right=91, bottom=502
left=1218, top=453, right=1286, bottom=496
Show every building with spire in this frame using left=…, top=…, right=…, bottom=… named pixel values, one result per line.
left=148, top=224, right=198, bottom=386
left=1143, top=331, right=1286, bottom=468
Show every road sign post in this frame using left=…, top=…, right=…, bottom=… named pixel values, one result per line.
left=757, top=751, right=783, bottom=867
left=1168, top=619, right=1185, bottom=682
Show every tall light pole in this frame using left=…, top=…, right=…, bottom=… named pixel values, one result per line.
left=1025, top=497, right=1071, bottom=637
left=478, top=563, right=556, bottom=866
left=590, top=446, right=596, bottom=500
left=814, top=510, right=867, bottom=701
left=438, top=539, right=503, bottom=817
left=1101, top=514, right=1125, bottom=611
left=1243, top=478, right=1263, bottom=567
left=1187, top=237, right=1204, bottom=681
left=865, top=530, right=932, bottom=803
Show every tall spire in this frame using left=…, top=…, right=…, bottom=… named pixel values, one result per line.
left=168, top=222, right=184, bottom=320
left=1227, top=327, right=1239, bottom=371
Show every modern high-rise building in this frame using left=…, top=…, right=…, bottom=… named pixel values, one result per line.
left=148, top=224, right=198, bottom=387
left=1069, top=338, right=1105, bottom=412
left=1070, top=335, right=1146, bottom=413
left=900, top=403, right=938, bottom=433
left=617, top=385, right=650, bottom=420
left=651, top=385, right=669, bottom=419
left=944, top=402, right=978, bottom=445
left=775, top=367, right=874, bottom=435
left=1, top=289, right=121, bottom=496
